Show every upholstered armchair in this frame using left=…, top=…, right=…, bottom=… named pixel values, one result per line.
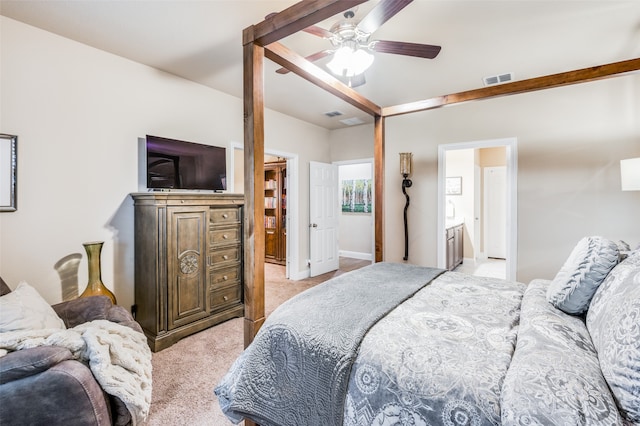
left=0, top=276, right=144, bottom=426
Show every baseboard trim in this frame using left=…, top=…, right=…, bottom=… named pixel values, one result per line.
left=289, top=268, right=310, bottom=281
left=338, top=250, right=373, bottom=261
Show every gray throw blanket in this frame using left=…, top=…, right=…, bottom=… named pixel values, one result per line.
left=215, top=262, right=444, bottom=426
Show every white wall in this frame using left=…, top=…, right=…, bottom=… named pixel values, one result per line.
left=0, top=17, right=330, bottom=308
left=330, top=74, right=640, bottom=284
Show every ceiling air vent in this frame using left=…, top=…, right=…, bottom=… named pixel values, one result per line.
left=483, top=72, right=515, bottom=86
left=340, top=117, right=365, bottom=126
left=324, top=110, right=343, bottom=118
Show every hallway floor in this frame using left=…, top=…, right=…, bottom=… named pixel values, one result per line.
left=454, top=258, right=506, bottom=279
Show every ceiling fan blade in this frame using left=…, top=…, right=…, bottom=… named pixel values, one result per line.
left=371, top=40, right=441, bottom=59
left=357, top=0, right=413, bottom=34
left=275, top=49, right=334, bottom=74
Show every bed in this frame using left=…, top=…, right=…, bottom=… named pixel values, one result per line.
left=215, top=237, right=640, bottom=426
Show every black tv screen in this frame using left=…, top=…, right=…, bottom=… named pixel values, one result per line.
left=146, top=135, right=226, bottom=191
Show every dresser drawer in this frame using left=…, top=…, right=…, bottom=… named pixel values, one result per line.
left=209, top=245, right=241, bottom=266
left=210, top=207, right=241, bottom=225
left=210, top=225, right=241, bottom=246
left=210, top=284, right=242, bottom=312
left=209, top=264, right=241, bottom=289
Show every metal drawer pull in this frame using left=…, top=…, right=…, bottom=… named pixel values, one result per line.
left=223, top=275, right=228, bottom=280
left=223, top=234, right=229, bottom=239
left=223, top=296, right=229, bottom=301
left=223, top=255, right=229, bottom=260
left=222, top=213, right=228, bottom=219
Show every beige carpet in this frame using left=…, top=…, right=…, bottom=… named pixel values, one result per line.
left=141, top=258, right=370, bottom=426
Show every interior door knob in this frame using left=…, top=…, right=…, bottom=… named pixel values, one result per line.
left=311, top=223, right=318, bottom=228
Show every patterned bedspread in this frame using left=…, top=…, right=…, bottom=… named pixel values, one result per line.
left=344, top=271, right=525, bottom=426
left=216, top=264, right=526, bottom=426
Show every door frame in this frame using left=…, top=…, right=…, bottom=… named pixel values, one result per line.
left=228, top=142, right=299, bottom=279
left=437, top=137, right=518, bottom=281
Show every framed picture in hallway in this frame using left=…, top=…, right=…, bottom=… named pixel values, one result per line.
left=341, top=178, right=372, bottom=213
left=0, top=134, right=17, bottom=212
left=445, top=176, right=462, bottom=195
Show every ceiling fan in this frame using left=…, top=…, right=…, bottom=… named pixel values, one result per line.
left=271, top=0, right=441, bottom=87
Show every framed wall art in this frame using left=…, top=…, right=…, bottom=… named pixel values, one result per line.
left=1, top=134, right=18, bottom=212
left=445, top=176, right=462, bottom=195
left=341, top=178, right=372, bottom=213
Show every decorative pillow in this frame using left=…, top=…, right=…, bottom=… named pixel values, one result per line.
left=546, top=236, right=619, bottom=315
left=0, top=281, right=66, bottom=332
left=586, top=251, right=640, bottom=424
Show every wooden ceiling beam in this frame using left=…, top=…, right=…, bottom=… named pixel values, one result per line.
left=244, top=0, right=367, bottom=46
left=383, top=58, right=640, bottom=117
left=265, top=42, right=382, bottom=116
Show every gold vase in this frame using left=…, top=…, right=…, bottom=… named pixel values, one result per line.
left=79, top=241, right=117, bottom=304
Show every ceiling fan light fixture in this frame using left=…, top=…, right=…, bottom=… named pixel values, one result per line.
left=326, top=42, right=374, bottom=77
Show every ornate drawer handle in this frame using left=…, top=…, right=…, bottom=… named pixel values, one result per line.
left=223, top=296, right=229, bottom=301
left=222, top=213, right=229, bottom=219
left=223, top=275, right=228, bottom=280
left=223, top=255, right=229, bottom=260
left=223, top=234, right=229, bottom=239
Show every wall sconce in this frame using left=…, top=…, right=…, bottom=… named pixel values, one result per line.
left=620, top=157, right=640, bottom=191
left=399, top=153, right=413, bottom=261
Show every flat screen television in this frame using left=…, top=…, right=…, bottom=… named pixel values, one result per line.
left=146, top=135, right=226, bottom=191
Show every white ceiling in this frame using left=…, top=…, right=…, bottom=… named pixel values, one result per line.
left=2, top=0, right=639, bottom=130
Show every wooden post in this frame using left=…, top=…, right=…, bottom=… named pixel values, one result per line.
left=242, top=28, right=266, bottom=350
left=374, top=115, right=385, bottom=262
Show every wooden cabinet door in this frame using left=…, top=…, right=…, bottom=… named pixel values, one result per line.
left=446, top=237, right=455, bottom=270
left=265, top=228, right=277, bottom=258
left=167, top=206, right=209, bottom=330
left=454, top=225, right=463, bottom=266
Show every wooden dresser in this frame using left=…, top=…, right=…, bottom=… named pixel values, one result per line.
left=131, top=193, right=244, bottom=351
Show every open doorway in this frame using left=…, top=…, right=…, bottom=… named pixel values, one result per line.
left=437, top=138, right=518, bottom=281
left=228, top=142, right=299, bottom=279
left=264, top=155, right=287, bottom=267
left=308, top=159, right=375, bottom=278
left=335, top=159, right=375, bottom=263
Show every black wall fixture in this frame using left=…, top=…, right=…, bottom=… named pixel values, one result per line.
left=399, top=153, right=413, bottom=261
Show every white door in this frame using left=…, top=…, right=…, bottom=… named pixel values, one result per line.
left=485, top=166, right=506, bottom=259
left=309, top=161, right=339, bottom=276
